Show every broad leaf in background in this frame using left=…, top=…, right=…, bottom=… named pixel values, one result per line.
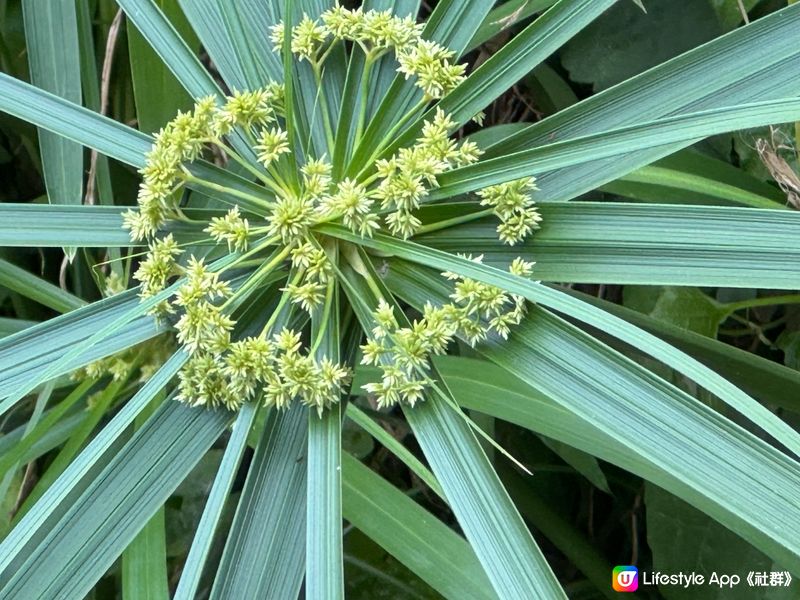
left=646, top=484, right=799, bottom=599
left=561, top=0, right=721, bottom=91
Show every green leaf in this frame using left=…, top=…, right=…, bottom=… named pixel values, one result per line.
left=0, top=290, right=164, bottom=402
left=175, top=0, right=252, bottom=90
left=339, top=257, right=565, bottom=600
left=342, top=452, right=497, bottom=599
left=539, top=438, right=610, bottom=494
left=122, top=401, right=170, bottom=600
left=122, top=507, right=169, bottom=600
left=384, top=259, right=800, bottom=569
left=0, top=73, right=270, bottom=214
left=346, top=0, right=494, bottom=175
left=307, top=276, right=344, bottom=599
left=712, top=0, right=760, bottom=30
left=417, top=202, right=800, bottom=288
left=0, top=258, right=85, bottom=313
left=0, top=409, right=84, bottom=468
left=127, top=0, right=197, bottom=134
left=467, top=0, right=556, bottom=52
left=0, top=318, right=36, bottom=339
left=603, top=149, right=787, bottom=209
left=646, top=483, right=800, bottom=599
left=392, top=0, right=619, bottom=152
left=0, top=204, right=130, bottom=247
left=623, top=286, right=727, bottom=338
left=0, top=352, right=186, bottom=566
left=174, top=403, right=258, bottom=600
left=210, top=405, right=307, bottom=600
left=345, top=403, right=445, bottom=499
left=404, top=397, right=565, bottom=599
left=0, top=70, right=150, bottom=165
left=116, top=0, right=221, bottom=100
left=0, top=379, right=94, bottom=481
left=0, top=400, right=229, bottom=599
left=563, top=288, right=800, bottom=414
left=22, top=0, right=83, bottom=259
left=17, top=376, right=125, bottom=518
left=497, top=462, right=616, bottom=599
left=560, top=0, right=720, bottom=92
left=434, top=97, right=800, bottom=198
left=319, top=226, right=800, bottom=461
left=483, top=3, right=800, bottom=201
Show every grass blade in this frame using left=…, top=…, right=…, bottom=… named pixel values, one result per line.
left=0, top=400, right=229, bottom=599
left=0, top=290, right=164, bottom=401
left=390, top=0, right=618, bottom=154
left=174, top=403, right=259, bottom=600
left=22, top=0, right=83, bottom=260
left=418, top=202, right=800, bottom=288
left=0, top=352, right=186, bottom=576
left=307, top=278, right=344, bottom=599
left=339, top=257, right=565, bottom=600
left=434, top=97, right=800, bottom=198
left=384, top=266, right=800, bottom=569
left=485, top=3, right=800, bottom=201
left=0, top=258, right=85, bottom=313
left=210, top=404, right=307, bottom=600
left=116, top=0, right=221, bottom=99
left=345, top=404, right=444, bottom=498
left=320, top=226, right=800, bottom=461
left=342, top=453, right=496, bottom=600
left=121, top=402, right=170, bottom=600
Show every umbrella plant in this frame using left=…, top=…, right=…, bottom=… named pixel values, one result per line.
left=0, top=0, right=799, bottom=597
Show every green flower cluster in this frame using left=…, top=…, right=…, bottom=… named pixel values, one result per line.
left=374, top=109, right=482, bottom=238
left=477, top=178, right=542, bottom=245
left=272, top=7, right=464, bottom=99
left=361, top=256, right=535, bottom=407
left=119, top=4, right=541, bottom=414
left=178, top=329, right=350, bottom=414
left=122, top=86, right=284, bottom=241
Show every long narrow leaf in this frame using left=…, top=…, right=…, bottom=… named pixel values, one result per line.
left=434, top=97, right=800, bottom=198
left=22, top=0, right=83, bottom=231
left=339, top=257, right=565, bottom=599
left=342, top=453, right=496, bottom=600
left=0, top=400, right=229, bottom=599
left=383, top=266, right=800, bottom=569
left=320, top=225, right=800, bottom=460
left=484, top=3, right=800, bottom=201
left=174, top=403, right=258, bottom=600
left=418, top=202, right=800, bottom=288
left=210, top=405, right=307, bottom=600
left=0, top=353, right=186, bottom=575
left=0, top=258, right=85, bottom=313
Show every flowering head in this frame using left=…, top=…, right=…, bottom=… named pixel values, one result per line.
left=117, top=4, right=541, bottom=416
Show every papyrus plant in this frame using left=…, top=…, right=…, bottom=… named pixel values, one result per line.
left=0, top=1, right=799, bottom=598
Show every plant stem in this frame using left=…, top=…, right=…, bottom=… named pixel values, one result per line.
left=261, top=268, right=305, bottom=336
left=223, top=243, right=292, bottom=310
left=312, top=62, right=337, bottom=157
left=182, top=172, right=274, bottom=211
left=215, top=141, right=288, bottom=198
left=725, top=294, right=800, bottom=313
left=354, top=53, right=375, bottom=146
left=310, top=279, right=336, bottom=353
left=414, top=208, right=494, bottom=235
left=353, top=97, right=429, bottom=181
left=218, top=235, right=281, bottom=273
